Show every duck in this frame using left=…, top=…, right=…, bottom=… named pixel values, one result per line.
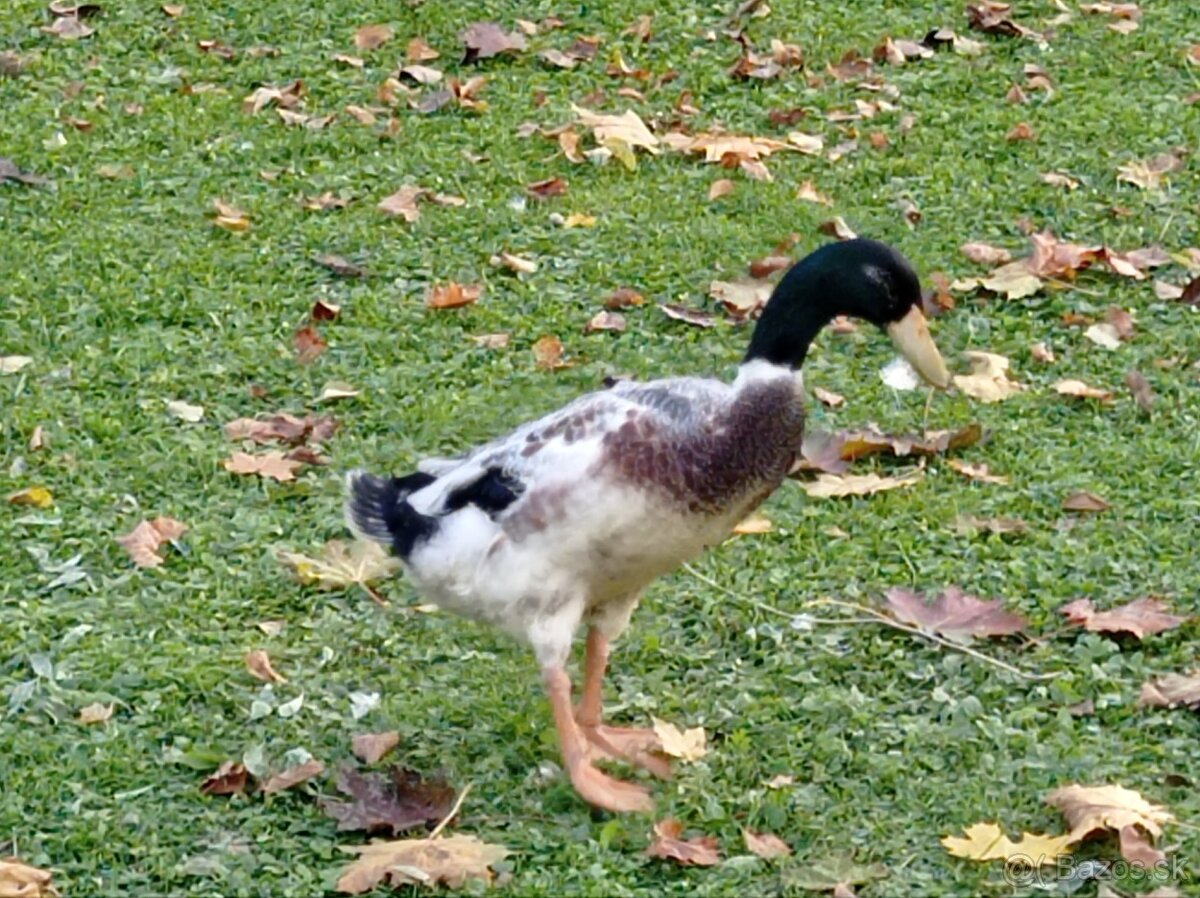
left=345, top=238, right=951, bottom=813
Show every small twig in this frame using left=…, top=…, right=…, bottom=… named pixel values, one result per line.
left=428, top=783, right=472, bottom=840
left=810, top=597, right=1060, bottom=681
left=361, top=583, right=389, bottom=608
left=683, top=564, right=794, bottom=620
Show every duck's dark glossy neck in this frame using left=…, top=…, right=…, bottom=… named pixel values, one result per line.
left=742, top=293, right=833, bottom=370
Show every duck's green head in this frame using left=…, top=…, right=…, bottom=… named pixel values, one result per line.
left=744, top=238, right=952, bottom=388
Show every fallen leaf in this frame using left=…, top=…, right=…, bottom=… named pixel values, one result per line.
left=813, top=386, right=845, bottom=408
left=1084, top=323, right=1122, bottom=350
left=223, top=451, right=304, bottom=482
left=966, top=1, right=1044, bottom=40
left=818, top=217, right=858, bottom=240
left=262, top=759, right=326, bottom=794
left=800, top=469, right=925, bottom=499
left=1042, top=171, right=1080, bottom=190
left=310, top=299, right=341, bottom=322
left=1062, top=490, right=1110, bottom=512
left=745, top=830, right=792, bottom=860
left=316, top=381, right=360, bottom=403
left=0, top=159, right=51, bottom=188
left=941, top=822, right=1076, bottom=864
left=225, top=413, right=337, bottom=445
left=377, top=185, right=430, bottom=222
left=406, top=37, right=440, bottom=62
left=1006, top=121, right=1036, bottom=141
left=0, top=858, right=59, bottom=897
left=165, top=399, right=204, bottom=422
left=1, top=355, right=34, bottom=374
left=652, top=718, right=706, bottom=761
left=461, top=22, right=527, bottom=63
left=954, top=515, right=1029, bottom=535
left=782, top=854, right=888, bottom=893
left=953, top=351, right=1026, bottom=402
left=399, top=64, right=443, bottom=85
left=426, top=282, right=483, bottom=310
left=245, top=649, right=287, bottom=683
left=947, top=459, right=1009, bottom=484
left=732, top=512, right=773, bottom=535
left=646, top=819, right=721, bottom=866
left=322, top=766, right=455, bottom=835
left=353, top=731, right=402, bottom=764
left=294, top=325, right=328, bottom=364
left=42, top=15, right=94, bottom=39
left=201, top=761, right=250, bottom=795
left=78, top=701, right=113, bottom=724
left=315, top=253, right=367, bottom=278
left=885, top=586, right=1028, bottom=640
left=796, top=181, right=834, bottom=206
left=1031, top=342, right=1056, bottom=363
left=1059, top=597, right=1186, bottom=639
left=1153, top=280, right=1183, bottom=300
left=278, top=539, right=400, bottom=591
left=117, top=517, right=188, bottom=568
left=978, top=261, right=1043, bottom=299
left=1054, top=379, right=1114, bottom=401
left=490, top=251, right=537, bottom=274
left=708, top=178, right=735, bottom=200
left=6, top=486, right=53, bottom=508
left=1138, top=672, right=1200, bottom=710
left=796, top=423, right=982, bottom=474
left=336, top=834, right=509, bottom=893
left=1046, top=784, right=1173, bottom=865
left=585, top=310, right=626, bottom=333
left=562, top=212, right=596, bottom=228
left=333, top=53, right=364, bottom=69
left=960, top=242, right=1012, bottom=265
left=212, top=199, right=250, bottom=232
left=354, top=23, right=393, bottom=51
left=656, top=304, right=713, bottom=328
left=1182, top=275, right=1200, bottom=305
left=1118, top=151, right=1185, bottom=190
left=526, top=176, right=567, bottom=199
left=1125, top=369, right=1155, bottom=411
left=605, top=287, right=645, bottom=309
left=572, top=105, right=660, bottom=168
left=472, top=333, right=510, bottom=349
left=710, top=279, right=772, bottom=319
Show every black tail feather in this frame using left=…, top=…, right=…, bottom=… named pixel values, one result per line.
left=345, top=470, right=437, bottom=560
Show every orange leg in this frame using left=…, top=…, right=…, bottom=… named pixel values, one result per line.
left=574, top=628, right=672, bottom=780
left=544, top=666, right=654, bottom=813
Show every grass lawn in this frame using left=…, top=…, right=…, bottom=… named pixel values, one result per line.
left=2, top=0, right=1199, bottom=895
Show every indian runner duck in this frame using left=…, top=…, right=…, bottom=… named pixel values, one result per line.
left=346, top=238, right=951, bottom=813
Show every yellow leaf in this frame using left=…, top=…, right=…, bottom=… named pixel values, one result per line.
left=277, top=539, right=400, bottom=591
left=7, top=486, right=53, bottom=508
left=652, top=718, right=707, bottom=762
left=563, top=213, right=597, bottom=229
left=941, top=821, right=1076, bottom=865
left=572, top=105, right=660, bottom=154
left=336, top=835, right=510, bottom=893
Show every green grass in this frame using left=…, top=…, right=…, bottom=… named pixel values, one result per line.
left=3, top=1, right=1199, bottom=895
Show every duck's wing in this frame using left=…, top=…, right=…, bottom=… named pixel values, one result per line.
left=405, top=375, right=733, bottom=520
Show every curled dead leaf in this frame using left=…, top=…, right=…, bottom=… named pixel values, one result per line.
left=353, top=731, right=402, bottom=764
left=953, top=351, right=1026, bottom=402
left=1059, top=597, right=1186, bottom=639
left=1062, top=490, right=1110, bottom=512
left=1054, top=379, right=1114, bottom=401
left=336, top=834, right=509, bottom=893
left=426, top=282, right=483, bottom=310
left=744, top=830, right=792, bottom=860
left=117, top=517, right=188, bottom=568
left=646, top=819, right=721, bottom=866
left=262, top=759, right=326, bottom=794
left=78, top=701, right=114, bottom=724
left=201, top=760, right=250, bottom=795
left=946, top=459, right=1009, bottom=484
left=245, top=649, right=287, bottom=683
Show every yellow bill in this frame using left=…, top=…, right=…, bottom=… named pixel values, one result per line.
left=886, top=305, right=951, bottom=389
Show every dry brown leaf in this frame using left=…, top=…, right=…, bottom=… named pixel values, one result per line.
left=426, top=282, right=483, bottom=310
left=1124, top=369, right=1155, bottom=411
left=406, top=37, right=440, bottom=62
left=1031, top=342, right=1056, bottom=363
left=797, top=181, right=834, bottom=206
left=472, top=333, right=510, bottom=350
left=732, top=512, right=773, bottom=535
left=262, top=759, right=326, bottom=794
left=744, top=830, right=792, bottom=860
left=1042, top=171, right=1080, bottom=190
left=353, top=731, right=402, bottom=764
left=294, top=325, right=327, bottom=364
left=201, top=760, right=250, bottom=795
left=708, top=178, right=735, bottom=200
left=885, top=586, right=1028, bottom=640
left=225, top=412, right=338, bottom=445
left=399, top=64, right=443, bottom=85
left=336, top=835, right=510, bottom=893
left=979, top=261, right=1043, bottom=299
left=710, top=279, right=772, bottom=319
left=245, top=649, right=288, bottom=683
left=818, top=217, right=858, bottom=241
left=1046, top=784, right=1173, bottom=865
left=1059, top=597, right=1186, bottom=639
left=813, top=386, right=845, bottom=408
left=532, top=335, right=571, bottom=370
left=0, top=858, right=59, bottom=897
left=1138, top=672, right=1200, bottom=710
left=1118, top=151, right=1185, bottom=190
left=527, top=176, right=567, bottom=198
left=1054, top=379, right=1114, bottom=401
left=490, top=251, right=537, bottom=274
left=78, top=701, right=114, bottom=724
left=585, top=310, right=626, bottom=333
left=605, top=287, right=645, bottom=309
left=212, top=198, right=250, bottom=232
left=947, top=459, right=1009, bottom=485
left=960, top=242, right=1012, bottom=265
left=461, top=21, right=528, bottom=63
left=43, top=15, right=94, bottom=39
left=354, top=23, right=393, bottom=51
left=953, top=351, right=1026, bottom=402
left=1153, top=280, right=1183, bottom=300
left=377, top=185, right=429, bottom=221
left=224, top=451, right=304, bottom=482
left=646, top=819, right=721, bottom=866
left=1062, top=490, right=1110, bottom=512
left=1006, top=121, right=1036, bottom=142
left=800, top=469, right=924, bottom=499
left=966, top=1, right=1044, bottom=39
left=117, top=517, right=188, bottom=568
left=660, top=304, right=715, bottom=328
left=278, top=540, right=400, bottom=591
left=652, top=718, right=707, bottom=761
